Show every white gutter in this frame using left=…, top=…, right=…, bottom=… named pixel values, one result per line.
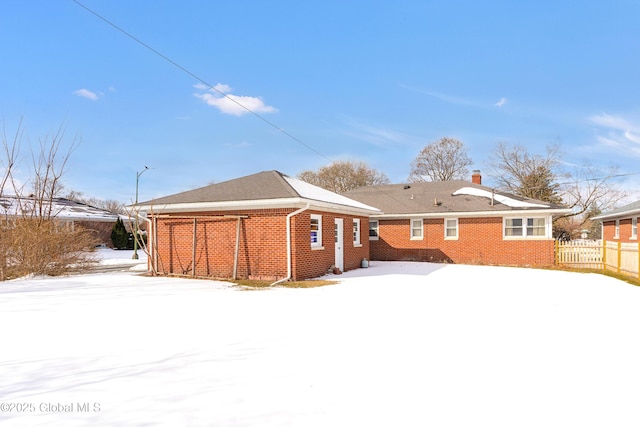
left=270, top=203, right=311, bottom=286
left=371, top=208, right=571, bottom=220
left=136, top=197, right=379, bottom=217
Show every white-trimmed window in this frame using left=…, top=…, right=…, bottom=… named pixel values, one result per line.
left=504, top=217, right=548, bottom=238
left=526, top=218, right=546, bottom=236
left=310, top=214, right=322, bottom=248
left=445, top=218, right=458, bottom=240
left=614, top=219, right=620, bottom=239
left=632, top=217, right=637, bottom=239
left=369, top=220, right=379, bottom=240
left=411, top=219, right=423, bottom=240
left=353, top=218, right=361, bottom=246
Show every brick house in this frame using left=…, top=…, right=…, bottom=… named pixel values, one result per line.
left=592, top=200, right=640, bottom=243
left=137, top=171, right=380, bottom=281
left=343, top=172, right=570, bottom=267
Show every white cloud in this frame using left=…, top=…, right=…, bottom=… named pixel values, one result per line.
left=495, top=97, right=507, bottom=108
left=212, top=83, right=232, bottom=94
left=399, top=84, right=477, bottom=107
left=194, top=83, right=277, bottom=116
left=342, top=117, right=411, bottom=146
left=224, top=141, right=251, bottom=148
left=588, top=113, right=640, bottom=158
left=400, top=84, right=509, bottom=110
left=588, top=113, right=634, bottom=131
left=73, top=89, right=99, bottom=101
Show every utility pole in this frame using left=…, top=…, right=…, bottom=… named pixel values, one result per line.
left=132, top=166, right=150, bottom=260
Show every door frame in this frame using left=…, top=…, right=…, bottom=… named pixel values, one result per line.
left=334, top=218, right=344, bottom=271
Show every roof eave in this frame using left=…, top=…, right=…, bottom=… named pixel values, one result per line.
left=592, top=209, right=640, bottom=221
left=372, top=208, right=571, bottom=219
left=138, top=197, right=380, bottom=216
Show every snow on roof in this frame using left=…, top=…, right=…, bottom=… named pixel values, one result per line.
left=284, top=176, right=381, bottom=212
left=452, top=187, right=550, bottom=208
left=0, top=197, right=119, bottom=222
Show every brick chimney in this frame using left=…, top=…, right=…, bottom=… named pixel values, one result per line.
left=472, top=170, right=482, bottom=185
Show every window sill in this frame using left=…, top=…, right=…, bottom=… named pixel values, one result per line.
left=503, top=236, right=551, bottom=241
left=369, top=237, right=379, bottom=241
left=410, top=237, right=423, bottom=241
left=353, top=243, right=363, bottom=248
left=311, top=246, right=325, bottom=251
left=444, top=237, right=459, bottom=241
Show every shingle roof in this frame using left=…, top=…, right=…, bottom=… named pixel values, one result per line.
left=592, top=200, right=640, bottom=221
left=0, top=196, right=120, bottom=222
left=138, top=170, right=380, bottom=213
left=343, top=180, right=568, bottom=216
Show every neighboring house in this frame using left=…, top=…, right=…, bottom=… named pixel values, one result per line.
left=0, top=196, right=122, bottom=246
left=592, top=200, right=640, bottom=243
left=137, top=171, right=380, bottom=281
left=344, top=172, right=571, bottom=267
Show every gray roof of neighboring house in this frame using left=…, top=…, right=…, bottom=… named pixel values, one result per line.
left=343, top=180, right=569, bottom=217
left=592, top=200, right=640, bottom=221
left=0, top=196, right=120, bottom=222
left=138, top=170, right=380, bottom=214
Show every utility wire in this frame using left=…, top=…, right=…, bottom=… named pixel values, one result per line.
left=71, top=0, right=422, bottom=212
left=72, top=0, right=332, bottom=163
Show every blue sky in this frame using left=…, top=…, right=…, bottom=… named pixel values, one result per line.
left=1, top=1, right=639, bottom=204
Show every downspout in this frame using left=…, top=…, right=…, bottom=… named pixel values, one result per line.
left=270, top=203, right=311, bottom=286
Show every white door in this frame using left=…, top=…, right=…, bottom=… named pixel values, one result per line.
left=334, top=218, right=344, bottom=272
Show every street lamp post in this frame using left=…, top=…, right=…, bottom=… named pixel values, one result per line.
left=132, top=166, right=150, bottom=260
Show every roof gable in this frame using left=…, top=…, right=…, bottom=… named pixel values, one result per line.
left=140, top=171, right=298, bottom=205
left=139, top=171, right=380, bottom=214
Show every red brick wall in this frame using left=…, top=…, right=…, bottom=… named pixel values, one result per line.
left=290, top=210, right=369, bottom=279
left=371, top=217, right=555, bottom=266
left=153, top=209, right=289, bottom=280
left=603, top=218, right=637, bottom=243
left=152, top=208, right=370, bottom=281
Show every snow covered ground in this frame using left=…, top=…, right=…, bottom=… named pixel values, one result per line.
left=1, top=249, right=640, bottom=426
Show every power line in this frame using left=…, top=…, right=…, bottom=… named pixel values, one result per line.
left=71, top=0, right=332, bottom=163
left=71, top=0, right=422, bottom=212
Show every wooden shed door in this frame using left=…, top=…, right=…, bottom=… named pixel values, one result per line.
left=334, top=218, right=344, bottom=271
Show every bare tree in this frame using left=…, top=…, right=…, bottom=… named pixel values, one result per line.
left=409, top=137, right=473, bottom=182
left=0, top=120, right=96, bottom=280
left=64, top=188, right=125, bottom=214
left=297, top=160, right=390, bottom=193
left=488, top=142, right=627, bottom=238
left=561, top=164, right=627, bottom=221
left=0, top=118, right=22, bottom=197
left=29, top=124, right=79, bottom=222
left=488, top=142, right=563, bottom=204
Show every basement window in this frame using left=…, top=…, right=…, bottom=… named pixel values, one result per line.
left=310, top=214, right=323, bottom=248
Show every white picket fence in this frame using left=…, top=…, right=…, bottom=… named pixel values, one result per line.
left=555, top=240, right=640, bottom=279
